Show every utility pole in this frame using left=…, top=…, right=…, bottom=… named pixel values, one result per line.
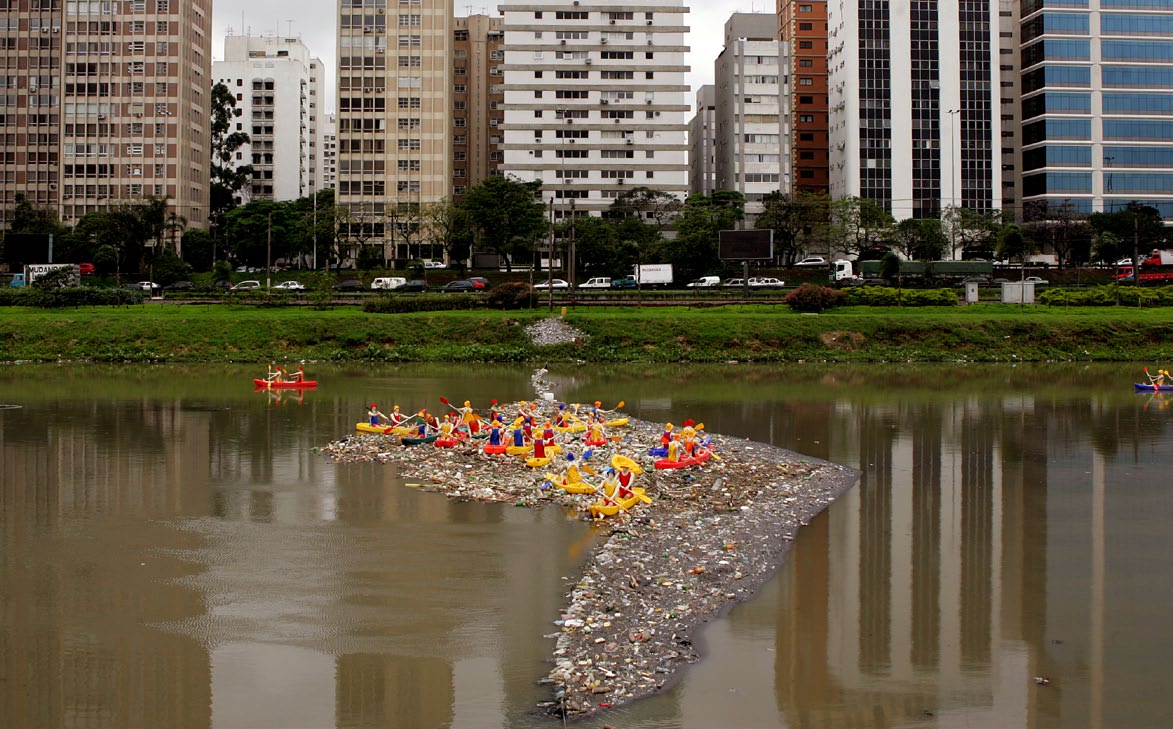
left=547, top=197, right=554, bottom=313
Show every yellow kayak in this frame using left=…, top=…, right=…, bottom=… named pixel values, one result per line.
left=604, top=417, right=629, bottom=428
left=610, top=454, right=644, bottom=475
left=588, top=487, right=648, bottom=519
left=356, top=422, right=415, bottom=436
left=525, top=456, right=553, bottom=468
left=555, top=422, right=587, bottom=433
left=506, top=443, right=533, bottom=456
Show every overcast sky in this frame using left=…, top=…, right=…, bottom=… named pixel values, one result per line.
left=211, top=1, right=768, bottom=112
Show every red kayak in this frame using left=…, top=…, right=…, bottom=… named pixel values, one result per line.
left=654, top=449, right=713, bottom=470
left=253, top=379, right=317, bottom=389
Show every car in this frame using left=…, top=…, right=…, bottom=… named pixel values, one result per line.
left=579, top=277, right=613, bottom=289
left=610, top=276, right=638, bottom=289
left=206, top=279, right=233, bottom=291
left=1115, top=257, right=1135, bottom=266
left=532, top=278, right=570, bottom=290
left=687, top=276, right=722, bottom=288
left=749, top=277, right=785, bottom=288
left=135, top=281, right=162, bottom=293
left=795, top=256, right=828, bottom=268
left=79, top=263, right=95, bottom=275
left=723, top=278, right=747, bottom=288
left=468, top=276, right=491, bottom=290
left=395, top=279, right=428, bottom=292
left=1024, top=276, right=1049, bottom=285
left=332, top=279, right=364, bottom=292
left=273, top=280, right=306, bottom=290
left=164, top=280, right=194, bottom=292
left=234, top=265, right=262, bottom=273
left=371, top=277, right=406, bottom=290
left=423, top=261, right=447, bottom=269
left=436, top=279, right=478, bottom=293
left=229, top=280, right=261, bottom=291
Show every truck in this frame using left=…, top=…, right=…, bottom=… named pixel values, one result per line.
left=834, top=258, right=992, bottom=283
left=634, top=263, right=673, bottom=286
left=1113, top=249, right=1173, bottom=283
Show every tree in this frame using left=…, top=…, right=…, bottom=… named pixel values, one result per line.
left=668, top=191, right=745, bottom=281
left=458, top=176, right=547, bottom=271
left=1021, top=201, right=1091, bottom=269
left=828, top=196, right=894, bottom=258
left=421, top=200, right=473, bottom=268
left=224, top=200, right=296, bottom=269
left=754, top=191, right=831, bottom=265
left=605, top=186, right=683, bottom=232
left=945, top=207, right=1004, bottom=260
left=209, top=82, right=253, bottom=237
left=996, top=224, right=1031, bottom=266
left=1088, top=202, right=1166, bottom=267
left=893, top=218, right=947, bottom=260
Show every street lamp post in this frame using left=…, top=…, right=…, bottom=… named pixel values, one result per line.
left=946, top=109, right=960, bottom=257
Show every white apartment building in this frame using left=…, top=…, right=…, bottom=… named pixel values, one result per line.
left=826, top=0, right=1003, bottom=222
left=213, top=35, right=326, bottom=201
left=713, top=13, right=786, bottom=219
left=322, top=113, right=337, bottom=190
left=499, top=0, right=691, bottom=218
left=688, top=84, right=716, bottom=196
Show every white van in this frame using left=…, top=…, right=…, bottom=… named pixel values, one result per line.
left=579, top=277, right=612, bottom=289
left=687, top=276, right=721, bottom=288
left=371, top=277, right=406, bottom=290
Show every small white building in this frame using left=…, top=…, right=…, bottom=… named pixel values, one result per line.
left=214, top=35, right=327, bottom=202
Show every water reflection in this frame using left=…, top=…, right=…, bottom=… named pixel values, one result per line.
left=2, top=363, right=1171, bottom=728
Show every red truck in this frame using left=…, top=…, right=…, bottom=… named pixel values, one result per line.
left=1114, top=250, right=1173, bottom=283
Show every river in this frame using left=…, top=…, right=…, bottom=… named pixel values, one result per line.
left=1, top=363, right=1170, bottom=728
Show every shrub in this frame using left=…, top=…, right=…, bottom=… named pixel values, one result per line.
left=485, top=281, right=533, bottom=310
left=1040, top=284, right=1173, bottom=307
left=841, top=286, right=958, bottom=307
left=363, top=293, right=483, bottom=314
left=0, top=286, right=142, bottom=308
left=785, top=284, right=844, bottom=313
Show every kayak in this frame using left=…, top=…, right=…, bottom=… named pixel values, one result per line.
left=505, top=443, right=533, bottom=456
left=604, top=417, right=629, bottom=428
left=556, top=422, right=587, bottom=433
left=545, top=473, right=597, bottom=495
left=483, top=443, right=507, bottom=455
left=610, top=454, right=644, bottom=475
left=1134, top=383, right=1170, bottom=391
left=435, top=435, right=464, bottom=448
left=588, top=487, right=648, bottom=519
left=584, top=436, right=608, bottom=447
left=254, top=379, right=317, bottom=389
left=648, top=446, right=668, bottom=457
left=355, top=422, right=414, bottom=436
left=402, top=434, right=439, bottom=446
left=525, top=455, right=553, bottom=468
left=654, top=449, right=712, bottom=469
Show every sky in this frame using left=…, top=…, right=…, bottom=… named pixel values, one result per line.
left=211, top=0, right=767, bottom=112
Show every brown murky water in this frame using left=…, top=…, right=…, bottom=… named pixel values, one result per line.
left=2, top=363, right=1171, bottom=728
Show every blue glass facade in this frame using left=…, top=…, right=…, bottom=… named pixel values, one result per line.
left=1021, top=0, right=1173, bottom=221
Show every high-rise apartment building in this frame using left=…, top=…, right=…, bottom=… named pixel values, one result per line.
left=335, top=0, right=452, bottom=261
left=451, top=15, right=504, bottom=199
left=499, top=0, right=690, bottom=219
left=827, top=0, right=1002, bottom=221
left=322, top=112, right=337, bottom=189
left=213, top=35, right=326, bottom=201
left=0, top=0, right=211, bottom=230
left=778, top=0, right=829, bottom=193
left=714, top=14, right=785, bottom=218
left=687, top=84, right=716, bottom=196
left=1019, top=0, right=1173, bottom=220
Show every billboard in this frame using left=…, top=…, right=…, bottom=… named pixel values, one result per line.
left=718, top=229, right=774, bottom=261
left=25, top=263, right=80, bottom=287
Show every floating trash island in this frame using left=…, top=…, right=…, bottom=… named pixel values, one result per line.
left=320, top=368, right=859, bottom=720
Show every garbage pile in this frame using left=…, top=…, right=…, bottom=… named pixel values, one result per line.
left=319, top=368, right=859, bottom=719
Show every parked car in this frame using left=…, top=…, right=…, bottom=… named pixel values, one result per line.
left=333, top=279, right=364, bottom=292
left=164, top=280, right=194, bottom=292
left=396, top=279, right=428, bottom=293
left=436, top=279, right=478, bottom=294
left=79, top=263, right=95, bottom=275
left=371, top=277, right=406, bottom=290
left=749, top=277, right=785, bottom=288
left=423, top=261, right=446, bottom=269
left=206, top=279, right=233, bottom=291
left=1024, top=276, right=1049, bottom=285
left=687, top=276, right=721, bottom=288
left=229, top=280, right=261, bottom=291
left=9, top=273, right=25, bottom=287
left=468, top=276, right=491, bottom=290
left=135, top=281, right=162, bottom=294
left=795, top=256, right=827, bottom=267
left=723, top=278, right=747, bottom=288
left=273, top=280, right=306, bottom=290
left=533, top=278, right=570, bottom=290
left=579, top=277, right=612, bottom=289
left=611, top=276, right=638, bottom=289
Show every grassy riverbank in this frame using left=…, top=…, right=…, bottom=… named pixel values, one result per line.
left=0, top=304, right=1170, bottom=363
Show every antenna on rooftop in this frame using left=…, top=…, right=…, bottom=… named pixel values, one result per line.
left=285, top=19, right=295, bottom=37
